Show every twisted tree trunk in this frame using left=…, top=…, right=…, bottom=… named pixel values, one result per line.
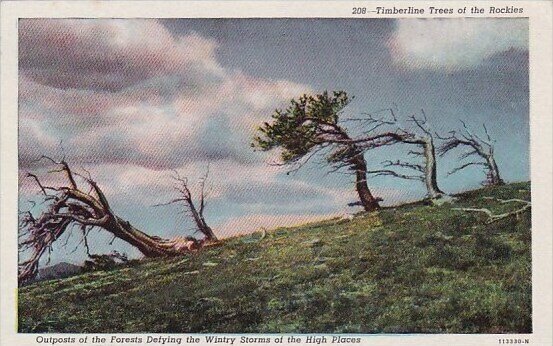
left=18, top=158, right=216, bottom=284
left=422, top=137, right=445, bottom=199
left=185, top=194, right=218, bottom=242
left=486, top=155, right=504, bottom=186
left=351, top=155, right=381, bottom=212
left=103, top=216, right=186, bottom=257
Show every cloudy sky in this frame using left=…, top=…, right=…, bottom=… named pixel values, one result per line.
left=18, top=18, right=529, bottom=265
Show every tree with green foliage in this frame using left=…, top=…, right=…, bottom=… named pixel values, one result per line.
left=252, top=91, right=386, bottom=212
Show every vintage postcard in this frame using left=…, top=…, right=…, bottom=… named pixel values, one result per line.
left=1, top=1, right=551, bottom=345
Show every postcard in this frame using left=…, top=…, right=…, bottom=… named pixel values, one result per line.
left=1, top=1, right=551, bottom=345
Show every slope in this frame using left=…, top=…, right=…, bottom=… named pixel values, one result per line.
left=18, top=182, right=532, bottom=333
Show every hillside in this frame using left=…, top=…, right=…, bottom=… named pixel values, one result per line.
left=18, top=182, right=531, bottom=334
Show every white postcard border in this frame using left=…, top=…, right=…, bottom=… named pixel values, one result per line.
left=1, top=2, right=551, bottom=345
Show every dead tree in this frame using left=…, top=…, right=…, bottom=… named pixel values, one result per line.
left=154, top=168, right=217, bottom=242
left=18, top=156, right=216, bottom=283
left=437, top=121, right=504, bottom=186
left=357, top=109, right=446, bottom=200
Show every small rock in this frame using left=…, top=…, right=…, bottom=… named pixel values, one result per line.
left=432, top=232, right=453, bottom=241
left=432, top=195, right=457, bottom=206
left=313, top=263, right=328, bottom=271
left=314, top=256, right=334, bottom=264
left=202, top=262, right=219, bottom=267
left=183, top=270, right=200, bottom=275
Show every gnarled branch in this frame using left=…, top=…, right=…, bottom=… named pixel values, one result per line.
left=155, top=168, right=218, bottom=242
left=19, top=158, right=213, bottom=284
left=437, top=121, right=504, bottom=186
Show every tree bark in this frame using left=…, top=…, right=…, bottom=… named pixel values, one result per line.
left=486, top=155, right=504, bottom=186
left=187, top=199, right=218, bottom=242
left=104, top=216, right=185, bottom=257
left=422, top=137, right=445, bottom=199
left=351, top=154, right=381, bottom=211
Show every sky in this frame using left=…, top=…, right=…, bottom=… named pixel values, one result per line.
left=18, top=18, right=529, bottom=265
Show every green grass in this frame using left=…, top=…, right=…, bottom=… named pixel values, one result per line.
left=18, top=182, right=532, bottom=333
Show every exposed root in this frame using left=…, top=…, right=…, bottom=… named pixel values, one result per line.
left=259, top=227, right=267, bottom=240
left=241, top=227, right=267, bottom=243
left=453, top=197, right=531, bottom=224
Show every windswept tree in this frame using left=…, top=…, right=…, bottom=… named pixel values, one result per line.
left=363, top=109, right=446, bottom=200
left=18, top=156, right=217, bottom=283
left=155, top=168, right=217, bottom=242
left=437, top=121, right=504, bottom=186
left=252, top=91, right=386, bottom=212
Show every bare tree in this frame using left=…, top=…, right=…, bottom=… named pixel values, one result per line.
left=18, top=156, right=216, bottom=283
left=360, top=109, right=446, bottom=200
left=437, top=121, right=504, bottom=186
left=154, top=168, right=217, bottom=242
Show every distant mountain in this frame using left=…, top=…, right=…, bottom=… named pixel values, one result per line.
left=36, top=262, right=82, bottom=281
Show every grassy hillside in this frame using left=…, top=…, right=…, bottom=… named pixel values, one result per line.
left=19, top=182, right=531, bottom=334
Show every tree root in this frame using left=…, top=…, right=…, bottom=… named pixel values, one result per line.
left=452, top=197, right=531, bottom=224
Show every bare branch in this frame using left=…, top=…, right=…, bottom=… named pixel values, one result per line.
left=366, top=169, right=424, bottom=181
left=438, top=121, right=503, bottom=186
left=408, top=150, right=424, bottom=157
left=153, top=198, right=187, bottom=207
left=408, top=110, right=431, bottom=136
left=447, top=161, right=486, bottom=176
left=199, top=164, right=210, bottom=215
left=26, top=173, right=49, bottom=196
left=157, top=168, right=218, bottom=242
left=457, top=149, right=479, bottom=161
left=19, top=158, right=213, bottom=283
left=383, top=159, right=425, bottom=173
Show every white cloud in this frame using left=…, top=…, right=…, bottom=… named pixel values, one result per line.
left=19, top=19, right=311, bottom=172
left=388, top=18, right=528, bottom=70
left=19, top=19, right=386, bottom=247
left=19, top=19, right=224, bottom=91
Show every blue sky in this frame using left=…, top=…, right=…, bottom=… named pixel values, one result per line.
left=18, top=18, right=529, bottom=265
